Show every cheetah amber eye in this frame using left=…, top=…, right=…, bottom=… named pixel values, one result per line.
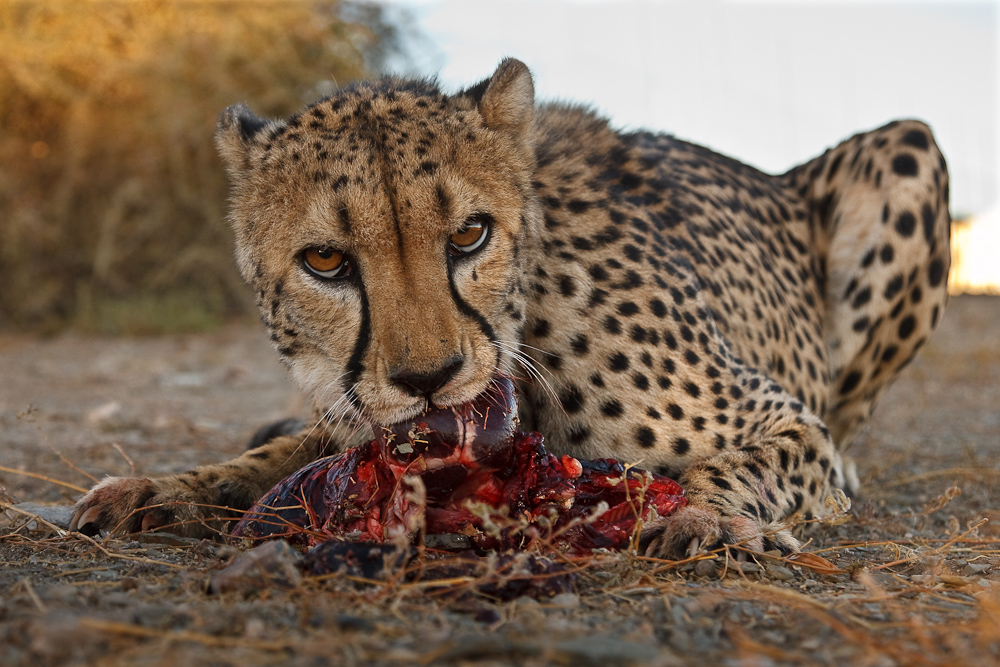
left=448, top=216, right=491, bottom=257
left=302, top=247, right=352, bottom=280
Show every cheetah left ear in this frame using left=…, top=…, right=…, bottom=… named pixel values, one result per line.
left=468, top=58, right=535, bottom=150
left=215, top=103, right=285, bottom=178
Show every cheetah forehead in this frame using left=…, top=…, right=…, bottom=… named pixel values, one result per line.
left=216, top=62, right=539, bottom=279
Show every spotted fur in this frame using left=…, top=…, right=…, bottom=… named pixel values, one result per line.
left=71, top=60, right=950, bottom=557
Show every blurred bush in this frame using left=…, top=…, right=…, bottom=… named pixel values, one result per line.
left=0, top=0, right=389, bottom=333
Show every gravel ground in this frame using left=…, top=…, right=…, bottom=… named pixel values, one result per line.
left=1, top=295, right=999, bottom=666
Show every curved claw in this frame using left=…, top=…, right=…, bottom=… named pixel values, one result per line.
left=686, top=536, right=701, bottom=559
left=640, top=505, right=803, bottom=560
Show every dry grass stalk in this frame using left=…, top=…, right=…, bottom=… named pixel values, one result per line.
left=79, top=618, right=297, bottom=651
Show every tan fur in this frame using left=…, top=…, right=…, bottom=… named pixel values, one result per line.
left=72, top=60, right=950, bottom=556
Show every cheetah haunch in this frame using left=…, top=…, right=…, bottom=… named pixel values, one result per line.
left=71, top=59, right=950, bottom=558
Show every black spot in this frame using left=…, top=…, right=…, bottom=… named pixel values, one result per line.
left=710, top=476, right=732, bottom=491
left=672, top=438, right=691, bottom=455
left=880, top=244, right=894, bottom=264
left=588, top=288, right=609, bottom=307
left=852, top=316, right=870, bottom=333
left=620, top=172, right=644, bottom=190
left=560, top=385, right=585, bottom=414
left=568, top=425, right=591, bottom=444
left=532, top=319, right=550, bottom=338
left=588, top=264, right=609, bottom=281
left=882, top=345, right=899, bottom=362
left=861, top=248, right=876, bottom=268
left=570, top=333, right=589, bottom=356
left=567, top=200, right=592, bottom=214
left=900, top=129, right=929, bottom=150
left=608, top=352, right=630, bottom=372
left=684, top=382, right=701, bottom=398
left=884, top=274, right=904, bottom=300
left=851, top=286, right=872, bottom=309
left=635, top=426, right=657, bottom=449
left=558, top=275, right=577, bottom=297
left=778, top=449, right=790, bottom=471
left=603, top=316, right=622, bottom=335
left=898, top=315, right=916, bottom=339
left=827, top=153, right=844, bottom=179
left=590, top=372, right=605, bottom=387
left=667, top=403, right=684, bottom=420
left=622, top=244, right=643, bottom=262
left=892, top=153, right=918, bottom=177
left=839, top=370, right=862, bottom=395
left=684, top=349, right=700, bottom=365
left=601, top=399, right=624, bottom=418
left=649, top=298, right=667, bottom=318
left=895, top=211, right=916, bottom=238
left=921, top=204, right=936, bottom=244
left=633, top=373, right=649, bottom=391
left=928, top=258, right=945, bottom=287
left=617, top=301, right=640, bottom=316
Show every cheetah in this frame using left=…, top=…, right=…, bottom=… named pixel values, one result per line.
left=71, top=59, right=951, bottom=558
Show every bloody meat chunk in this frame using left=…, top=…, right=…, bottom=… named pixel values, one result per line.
left=232, top=379, right=686, bottom=552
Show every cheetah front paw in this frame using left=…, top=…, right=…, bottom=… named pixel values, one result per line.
left=639, top=505, right=800, bottom=560
left=70, top=476, right=216, bottom=538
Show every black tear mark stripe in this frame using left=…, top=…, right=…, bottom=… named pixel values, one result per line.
left=344, top=284, right=372, bottom=412
left=447, top=264, right=498, bottom=358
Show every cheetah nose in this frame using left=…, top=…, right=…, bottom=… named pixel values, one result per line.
left=390, top=355, right=464, bottom=398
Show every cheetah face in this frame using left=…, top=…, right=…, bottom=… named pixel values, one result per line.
left=216, top=60, right=541, bottom=429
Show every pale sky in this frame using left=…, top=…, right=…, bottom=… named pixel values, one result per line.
left=383, top=0, right=999, bottom=217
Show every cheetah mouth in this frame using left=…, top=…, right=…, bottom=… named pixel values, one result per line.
left=369, top=374, right=517, bottom=433
left=375, top=376, right=520, bottom=466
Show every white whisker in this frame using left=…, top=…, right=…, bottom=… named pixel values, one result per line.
left=491, top=339, right=562, bottom=411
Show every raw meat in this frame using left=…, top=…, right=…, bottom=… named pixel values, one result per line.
left=232, top=378, right=686, bottom=552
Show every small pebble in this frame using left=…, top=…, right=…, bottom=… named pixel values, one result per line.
left=966, top=563, right=991, bottom=575
left=208, top=540, right=302, bottom=594
left=694, top=559, right=718, bottom=578
left=549, top=592, right=579, bottom=609
left=736, top=561, right=761, bottom=575
left=768, top=565, right=795, bottom=581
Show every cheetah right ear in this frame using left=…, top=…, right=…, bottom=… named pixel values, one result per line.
left=215, top=103, right=284, bottom=177
left=467, top=58, right=535, bottom=150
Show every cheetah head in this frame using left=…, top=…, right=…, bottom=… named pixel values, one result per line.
left=216, top=59, right=541, bottom=430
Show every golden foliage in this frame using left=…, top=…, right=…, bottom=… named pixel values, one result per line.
left=0, top=0, right=375, bottom=331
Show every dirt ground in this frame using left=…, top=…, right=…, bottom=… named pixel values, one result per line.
left=1, top=295, right=999, bottom=666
